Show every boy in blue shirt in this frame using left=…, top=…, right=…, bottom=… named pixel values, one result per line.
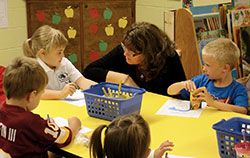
left=168, top=38, right=248, bottom=114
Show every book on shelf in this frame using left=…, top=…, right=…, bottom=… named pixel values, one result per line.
left=231, top=8, right=250, bottom=47
left=191, top=4, right=223, bottom=40
left=189, top=4, right=219, bottom=15
left=232, top=0, right=250, bottom=7
left=239, top=25, right=250, bottom=76
left=196, top=29, right=226, bottom=41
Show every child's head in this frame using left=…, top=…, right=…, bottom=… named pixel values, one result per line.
left=202, top=38, right=240, bottom=70
left=89, top=113, right=151, bottom=158
left=3, top=56, right=48, bottom=101
left=23, top=25, right=68, bottom=68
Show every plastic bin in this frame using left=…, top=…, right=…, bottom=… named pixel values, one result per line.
left=82, top=82, right=146, bottom=121
left=212, top=117, right=250, bottom=158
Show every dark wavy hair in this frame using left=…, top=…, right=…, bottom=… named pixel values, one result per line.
left=122, top=22, right=176, bottom=80
left=89, top=113, right=151, bottom=158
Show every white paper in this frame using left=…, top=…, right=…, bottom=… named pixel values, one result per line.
left=65, top=90, right=85, bottom=100
left=54, top=117, right=69, bottom=127
left=167, top=155, right=195, bottom=158
left=61, top=90, right=86, bottom=107
left=61, top=99, right=86, bottom=107
left=0, top=0, right=8, bottom=28
left=156, top=99, right=206, bottom=118
left=53, top=117, right=93, bottom=134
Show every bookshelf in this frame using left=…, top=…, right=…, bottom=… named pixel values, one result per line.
left=165, top=5, right=239, bottom=80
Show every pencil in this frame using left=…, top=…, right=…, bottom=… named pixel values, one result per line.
left=107, top=88, right=113, bottom=97
left=102, top=87, right=109, bottom=97
left=122, top=75, right=129, bottom=84
left=225, top=97, right=230, bottom=104
left=47, top=114, right=50, bottom=123
left=118, top=81, right=122, bottom=98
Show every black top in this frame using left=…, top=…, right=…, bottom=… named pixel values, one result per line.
left=83, top=45, right=186, bottom=96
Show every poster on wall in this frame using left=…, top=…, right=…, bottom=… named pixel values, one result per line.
left=0, top=0, right=8, bottom=28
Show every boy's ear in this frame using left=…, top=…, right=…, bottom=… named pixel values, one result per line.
left=38, top=49, right=46, bottom=57
left=223, top=64, right=231, bottom=72
left=26, top=90, right=37, bottom=102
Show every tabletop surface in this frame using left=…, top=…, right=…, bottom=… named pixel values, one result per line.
left=33, top=92, right=250, bottom=158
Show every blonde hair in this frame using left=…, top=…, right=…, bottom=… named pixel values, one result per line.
left=89, top=113, right=151, bottom=158
left=202, top=38, right=240, bottom=69
left=3, top=56, right=48, bottom=99
left=23, top=25, right=68, bottom=58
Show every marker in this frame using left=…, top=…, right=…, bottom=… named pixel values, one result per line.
left=165, top=152, right=168, bottom=158
left=47, top=114, right=50, bottom=123
left=65, top=81, right=79, bottom=90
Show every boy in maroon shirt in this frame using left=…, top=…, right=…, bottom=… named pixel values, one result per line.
left=0, top=56, right=81, bottom=158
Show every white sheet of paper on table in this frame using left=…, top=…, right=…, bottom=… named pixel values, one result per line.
left=53, top=117, right=93, bottom=134
left=60, top=90, right=86, bottom=107
left=167, top=155, right=195, bottom=158
left=64, top=90, right=85, bottom=100
left=156, top=99, right=206, bottom=118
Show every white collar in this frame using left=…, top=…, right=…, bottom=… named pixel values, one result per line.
left=36, top=57, right=54, bottom=72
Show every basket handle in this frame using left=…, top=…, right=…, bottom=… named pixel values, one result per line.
left=212, top=119, right=226, bottom=130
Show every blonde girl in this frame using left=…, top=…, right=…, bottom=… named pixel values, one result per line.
left=23, top=25, right=96, bottom=99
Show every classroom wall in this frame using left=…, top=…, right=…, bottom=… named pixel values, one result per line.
left=0, top=0, right=27, bottom=67
left=0, top=0, right=230, bottom=67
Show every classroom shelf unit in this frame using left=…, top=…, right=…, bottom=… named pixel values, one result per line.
left=26, top=0, right=135, bottom=72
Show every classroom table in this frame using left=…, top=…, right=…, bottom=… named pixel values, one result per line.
left=33, top=92, right=250, bottom=158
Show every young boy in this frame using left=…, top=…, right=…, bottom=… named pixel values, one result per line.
left=167, top=38, right=248, bottom=114
left=0, top=56, right=81, bottom=157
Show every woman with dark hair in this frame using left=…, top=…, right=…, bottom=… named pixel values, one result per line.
left=83, top=22, right=186, bottom=96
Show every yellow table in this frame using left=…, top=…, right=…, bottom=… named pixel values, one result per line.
left=34, top=92, right=250, bottom=158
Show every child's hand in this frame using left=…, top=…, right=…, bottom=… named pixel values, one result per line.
left=61, top=83, right=77, bottom=98
left=154, top=140, right=174, bottom=158
left=182, top=80, right=196, bottom=92
left=68, top=116, right=81, bottom=138
left=193, top=87, right=214, bottom=105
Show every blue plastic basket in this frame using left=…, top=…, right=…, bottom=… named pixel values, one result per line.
left=82, top=82, right=146, bottom=121
left=212, top=117, right=250, bottom=158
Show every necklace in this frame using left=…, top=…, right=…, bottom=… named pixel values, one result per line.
left=140, top=74, right=144, bottom=79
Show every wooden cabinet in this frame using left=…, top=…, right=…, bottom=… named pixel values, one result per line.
left=26, top=0, right=135, bottom=72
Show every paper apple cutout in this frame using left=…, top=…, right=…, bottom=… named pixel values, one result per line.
left=118, top=17, right=128, bottom=29
left=90, top=50, right=98, bottom=61
left=89, top=7, right=99, bottom=19
left=64, top=6, right=74, bottom=18
left=68, top=53, right=77, bottom=63
left=99, top=40, right=108, bottom=52
left=67, top=27, right=77, bottom=39
left=104, top=8, right=112, bottom=19
left=90, top=23, right=98, bottom=34
left=36, top=10, right=45, bottom=22
left=105, top=24, right=114, bottom=36
left=52, top=13, right=61, bottom=24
